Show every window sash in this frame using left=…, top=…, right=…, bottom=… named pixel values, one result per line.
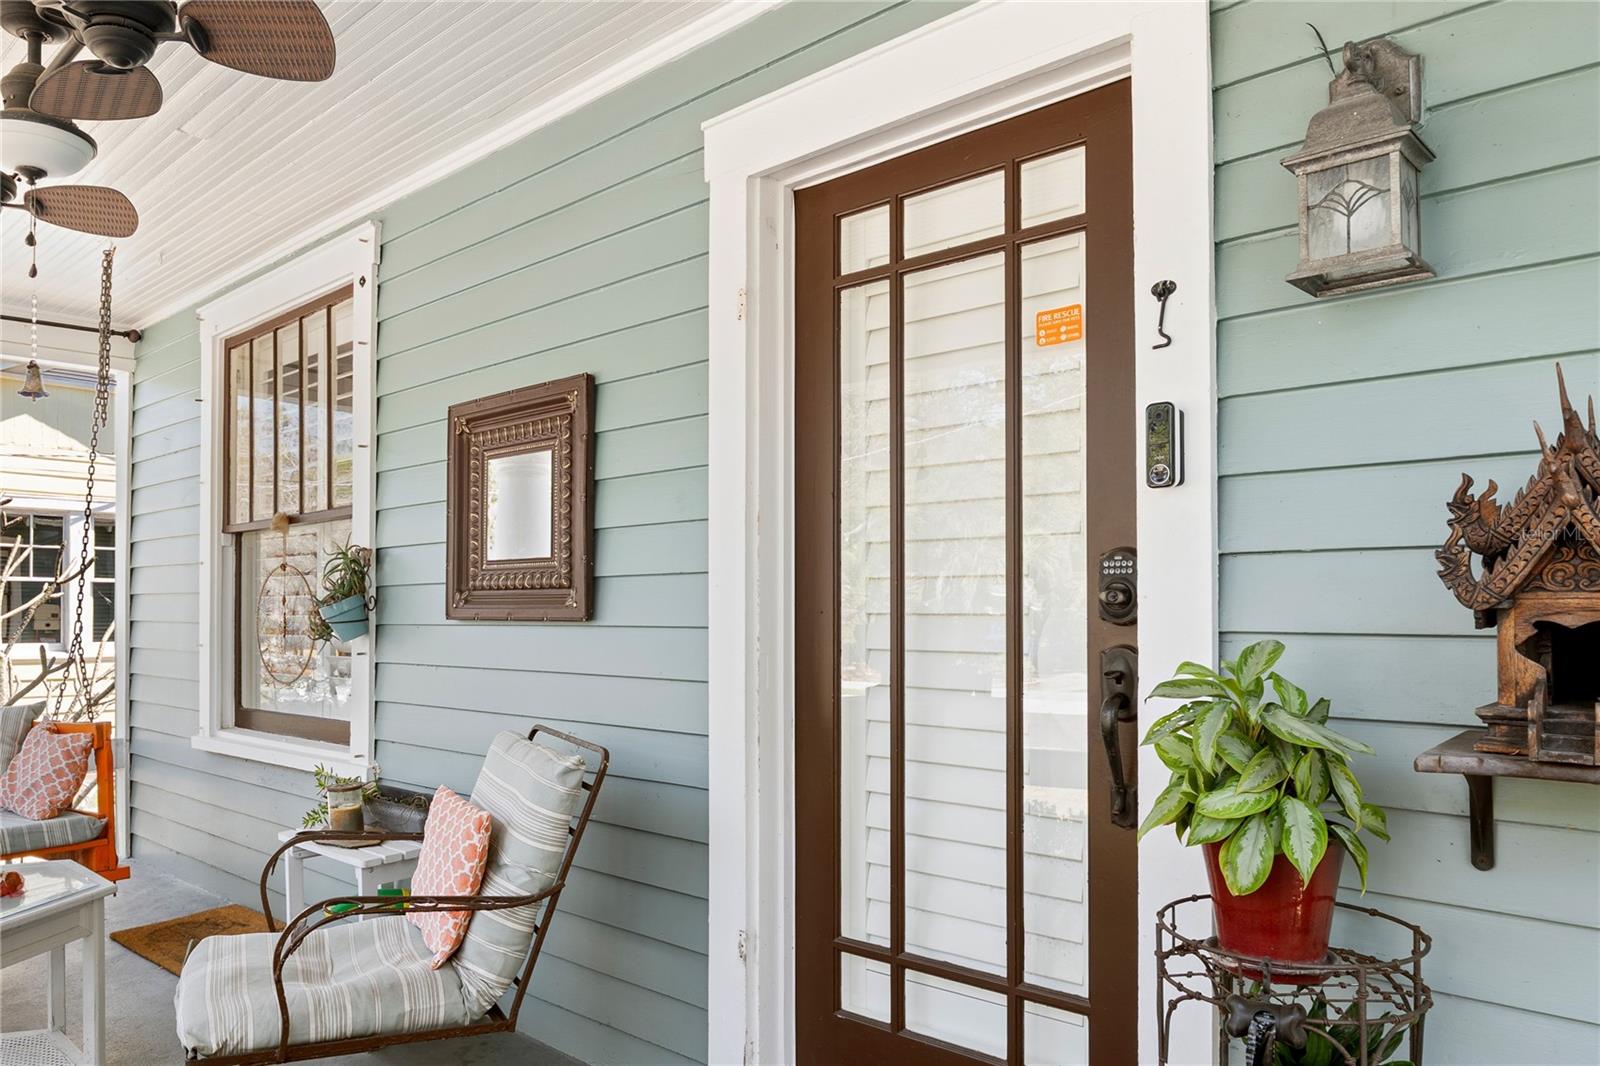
left=231, top=519, right=353, bottom=747
left=222, top=285, right=353, bottom=534
left=219, top=283, right=356, bottom=747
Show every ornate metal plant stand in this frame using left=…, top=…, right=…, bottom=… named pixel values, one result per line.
left=1156, top=895, right=1432, bottom=1065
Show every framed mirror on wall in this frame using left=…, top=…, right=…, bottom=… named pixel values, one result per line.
left=445, top=373, right=595, bottom=621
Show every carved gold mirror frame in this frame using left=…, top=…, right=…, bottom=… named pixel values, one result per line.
left=446, top=373, right=594, bottom=621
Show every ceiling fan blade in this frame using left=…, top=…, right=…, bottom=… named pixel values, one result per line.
left=24, top=185, right=139, bottom=238
left=180, top=0, right=336, bottom=81
left=30, top=61, right=163, bottom=121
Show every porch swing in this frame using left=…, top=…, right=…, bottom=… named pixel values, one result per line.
left=0, top=246, right=128, bottom=881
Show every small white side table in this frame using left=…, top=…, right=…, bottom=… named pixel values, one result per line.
left=275, top=829, right=420, bottom=921
left=0, top=859, right=116, bottom=1066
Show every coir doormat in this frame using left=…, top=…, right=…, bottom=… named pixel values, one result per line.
left=109, top=904, right=270, bottom=975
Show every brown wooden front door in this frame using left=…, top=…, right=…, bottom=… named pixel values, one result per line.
left=795, top=82, right=1138, bottom=1065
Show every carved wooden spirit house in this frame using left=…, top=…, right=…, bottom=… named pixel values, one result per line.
left=1436, top=367, right=1600, bottom=764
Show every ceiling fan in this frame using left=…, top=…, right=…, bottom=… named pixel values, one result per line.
left=0, top=0, right=334, bottom=239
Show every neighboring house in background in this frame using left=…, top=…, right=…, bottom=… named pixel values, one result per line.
left=1, top=359, right=118, bottom=710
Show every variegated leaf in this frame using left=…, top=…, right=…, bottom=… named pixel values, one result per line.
left=1195, top=785, right=1278, bottom=820
left=1219, top=810, right=1276, bottom=896
left=1136, top=778, right=1192, bottom=842
left=1280, top=796, right=1329, bottom=886
left=1237, top=748, right=1286, bottom=794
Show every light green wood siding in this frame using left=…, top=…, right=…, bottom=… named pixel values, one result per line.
left=124, top=5, right=961, bottom=1064
left=1214, top=2, right=1600, bottom=1061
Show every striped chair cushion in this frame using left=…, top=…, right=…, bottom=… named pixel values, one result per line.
left=0, top=701, right=42, bottom=778
left=0, top=808, right=105, bottom=854
left=454, top=731, right=586, bottom=1015
left=173, top=915, right=478, bottom=1056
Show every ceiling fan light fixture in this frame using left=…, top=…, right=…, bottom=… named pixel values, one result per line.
left=0, top=109, right=96, bottom=178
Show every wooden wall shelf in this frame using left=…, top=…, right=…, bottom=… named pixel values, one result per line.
left=1414, top=728, right=1600, bottom=871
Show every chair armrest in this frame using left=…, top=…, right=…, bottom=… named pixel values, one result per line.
left=257, top=829, right=426, bottom=932
left=265, top=883, right=564, bottom=1058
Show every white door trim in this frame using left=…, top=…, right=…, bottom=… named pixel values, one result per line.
left=703, top=4, right=1217, bottom=1063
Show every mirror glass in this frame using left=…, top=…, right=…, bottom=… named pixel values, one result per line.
left=485, top=448, right=553, bottom=560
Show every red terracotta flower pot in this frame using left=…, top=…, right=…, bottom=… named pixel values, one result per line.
left=1202, top=839, right=1343, bottom=983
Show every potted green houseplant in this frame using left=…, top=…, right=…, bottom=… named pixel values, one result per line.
left=1137, top=640, right=1389, bottom=970
left=301, top=763, right=380, bottom=829
left=310, top=541, right=372, bottom=643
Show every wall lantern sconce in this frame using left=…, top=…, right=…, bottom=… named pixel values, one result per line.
left=1282, top=38, right=1433, bottom=298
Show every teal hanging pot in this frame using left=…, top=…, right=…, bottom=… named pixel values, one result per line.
left=318, top=594, right=368, bottom=642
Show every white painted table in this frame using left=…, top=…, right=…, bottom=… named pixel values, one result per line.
left=0, top=860, right=116, bottom=1066
left=275, top=829, right=420, bottom=921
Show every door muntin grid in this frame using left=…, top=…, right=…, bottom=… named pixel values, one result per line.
left=798, top=83, right=1136, bottom=1066
left=831, top=149, right=1097, bottom=1058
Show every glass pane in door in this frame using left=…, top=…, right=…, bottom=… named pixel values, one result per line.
left=1020, top=147, right=1087, bottom=228
left=839, top=279, right=892, bottom=946
left=1023, top=1001, right=1090, bottom=1066
left=902, top=252, right=1008, bottom=976
left=840, top=205, right=891, bottom=273
left=905, top=972, right=1008, bottom=1059
left=903, top=171, right=1005, bottom=258
left=1020, top=233, right=1090, bottom=996
left=840, top=953, right=891, bottom=1022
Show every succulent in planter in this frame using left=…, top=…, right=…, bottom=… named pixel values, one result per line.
left=311, top=541, right=372, bottom=644
left=1136, top=640, right=1390, bottom=964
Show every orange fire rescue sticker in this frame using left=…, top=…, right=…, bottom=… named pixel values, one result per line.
left=1035, top=304, right=1083, bottom=346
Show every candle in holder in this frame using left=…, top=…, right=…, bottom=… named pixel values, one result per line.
left=327, top=781, right=365, bottom=833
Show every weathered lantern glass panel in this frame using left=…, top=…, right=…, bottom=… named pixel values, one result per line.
left=1305, top=156, right=1391, bottom=261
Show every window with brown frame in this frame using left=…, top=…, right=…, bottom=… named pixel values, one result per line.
left=223, top=285, right=355, bottom=745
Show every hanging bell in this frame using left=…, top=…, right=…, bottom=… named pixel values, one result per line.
left=17, top=360, right=48, bottom=401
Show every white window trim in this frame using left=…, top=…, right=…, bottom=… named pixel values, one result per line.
left=702, top=4, right=1216, bottom=1064
left=193, top=221, right=380, bottom=776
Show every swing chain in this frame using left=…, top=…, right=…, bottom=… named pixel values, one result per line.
left=53, top=247, right=115, bottom=716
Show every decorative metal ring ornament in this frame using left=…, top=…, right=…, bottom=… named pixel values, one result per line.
left=256, top=558, right=316, bottom=687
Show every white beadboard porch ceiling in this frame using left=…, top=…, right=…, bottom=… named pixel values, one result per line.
left=0, top=0, right=740, bottom=328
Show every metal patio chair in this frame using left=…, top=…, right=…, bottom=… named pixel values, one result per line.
left=174, top=725, right=608, bottom=1065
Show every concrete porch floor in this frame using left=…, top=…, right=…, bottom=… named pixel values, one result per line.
left=0, top=861, right=583, bottom=1066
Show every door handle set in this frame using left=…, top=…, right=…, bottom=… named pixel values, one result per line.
left=1099, top=644, right=1139, bottom=829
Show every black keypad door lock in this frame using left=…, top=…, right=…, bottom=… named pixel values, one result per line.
left=1098, top=547, right=1137, bottom=626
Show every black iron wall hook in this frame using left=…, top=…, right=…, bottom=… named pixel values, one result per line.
left=1151, top=280, right=1177, bottom=349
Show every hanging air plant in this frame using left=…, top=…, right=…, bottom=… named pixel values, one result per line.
left=312, top=541, right=373, bottom=643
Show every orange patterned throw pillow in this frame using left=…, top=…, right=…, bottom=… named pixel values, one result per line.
left=0, top=724, right=92, bottom=821
left=406, top=785, right=493, bottom=968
